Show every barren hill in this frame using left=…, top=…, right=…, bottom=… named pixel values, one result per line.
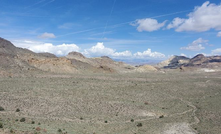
left=156, top=56, right=190, bottom=69
left=0, top=37, right=36, bottom=75
left=157, top=54, right=221, bottom=72
left=0, top=37, right=158, bottom=75
left=135, top=65, right=158, bottom=72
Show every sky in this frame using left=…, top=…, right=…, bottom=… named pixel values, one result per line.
left=0, top=0, right=221, bottom=63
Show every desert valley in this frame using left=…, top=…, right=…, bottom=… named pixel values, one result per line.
left=0, top=37, right=221, bottom=134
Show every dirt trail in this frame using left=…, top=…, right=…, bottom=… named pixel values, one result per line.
left=180, top=98, right=200, bottom=125
left=159, top=92, right=200, bottom=133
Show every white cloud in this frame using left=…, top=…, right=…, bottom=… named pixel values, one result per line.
left=212, top=48, right=221, bottom=55
left=12, top=40, right=165, bottom=59
left=12, top=40, right=42, bottom=48
left=168, top=1, right=221, bottom=32
left=38, top=32, right=56, bottom=39
left=131, top=18, right=166, bottom=32
left=84, top=42, right=165, bottom=59
left=181, top=44, right=205, bottom=51
left=112, top=51, right=132, bottom=58
left=167, top=17, right=185, bottom=29
left=217, top=31, right=221, bottom=37
left=83, top=42, right=132, bottom=58
left=180, top=53, right=186, bottom=57
left=181, top=38, right=207, bottom=51
left=29, top=43, right=80, bottom=56
left=133, top=49, right=165, bottom=58
left=83, top=42, right=115, bottom=57
left=12, top=40, right=80, bottom=56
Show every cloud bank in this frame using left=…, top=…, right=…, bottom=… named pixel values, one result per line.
left=84, top=42, right=165, bottom=59
left=29, top=43, right=80, bottom=56
left=167, top=1, right=221, bottom=32
left=212, top=48, right=221, bottom=55
left=83, top=42, right=115, bottom=57
left=181, top=38, right=208, bottom=51
left=12, top=40, right=80, bottom=56
left=134, top=49, right=165, bottom=59
left=13, top=40, right=165, bottom=59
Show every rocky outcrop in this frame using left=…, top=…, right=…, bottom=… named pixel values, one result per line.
left=38, top=52, right=57, bottom=58
left=0, top=38, right=36, bottom=73
left=66, top=52, right=136, bottom=73
left=156, top=56, right=190, bottom=69
left=27, top=57, right=78, bottom=73
left=136, top=65, right=158, bottom=72
left=188, top=54, right=207, bottom=66
left=66, top=51, right=86, bottom=59
left=158, top=54, right=221, bottom=71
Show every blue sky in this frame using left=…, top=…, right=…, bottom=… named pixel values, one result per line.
left=0, top=0, right=221, bottom=62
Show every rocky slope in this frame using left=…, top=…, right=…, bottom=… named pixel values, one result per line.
left=135, top=65, right=158, bottom=72
left=0, top=37, right=36, bottom=75
left=156, top=56, right=190, bottom=69
left=0, top=37, right=158, bottom=75
left=157, top=54, right=221, bottom=71
left=66, top=52, right=136, bottom=73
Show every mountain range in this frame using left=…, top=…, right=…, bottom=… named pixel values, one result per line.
left=0, top=37, right=159, bottom=76
left=156, top=54, right=221, bottom=71
left=1, top=37, right=221, bottom=76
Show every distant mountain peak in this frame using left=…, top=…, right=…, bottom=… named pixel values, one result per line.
left=157, top=53, right=221, bottom=70
left=101, top=56, right=111, bottom=59
left=66, top=51, right=86, bottom=59
left=192, top=54, right=205, bottom=59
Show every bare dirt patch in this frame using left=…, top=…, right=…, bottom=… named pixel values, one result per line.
left=162, top=123, right=196, bottom=134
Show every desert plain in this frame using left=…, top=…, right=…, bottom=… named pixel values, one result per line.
left=0, top=71, right=221, bottom=134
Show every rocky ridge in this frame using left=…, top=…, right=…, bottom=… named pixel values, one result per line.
left=0, top=37, right=157, bottom=75
left=157, top=54, right=221, bottom=71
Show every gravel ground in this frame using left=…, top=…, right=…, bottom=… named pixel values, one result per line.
left=0, top=71, right=221, bottom=134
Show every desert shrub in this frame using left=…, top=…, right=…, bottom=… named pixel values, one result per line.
left=16, top=108, right=20, bottom=112
left=137, top=123, right=142, bottom=127
left=0, top=122, right=3, bottom=128
left=0, top=106, right=4, bottom=111
left=20, top=118, right=25, bottom=122
left=104, top=121, right=108, bottom=123
left=43, top=129, right=47, bottom=132
left=144, top=102, right=149, bottom=105
left=31, top=121, right=35, bottom=124
left=131, top=119, right=134, bottom=122
left=80, top=117, right=83, bottom=120
left=15, top=119, right=18, bottom=122
left=58, top=128, right=62, bottom=132
left=36, top=127, right=41, bottom=131
left=159, top=115, right=164, bottom=118
left=38, top=122, right=41, bottom=125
